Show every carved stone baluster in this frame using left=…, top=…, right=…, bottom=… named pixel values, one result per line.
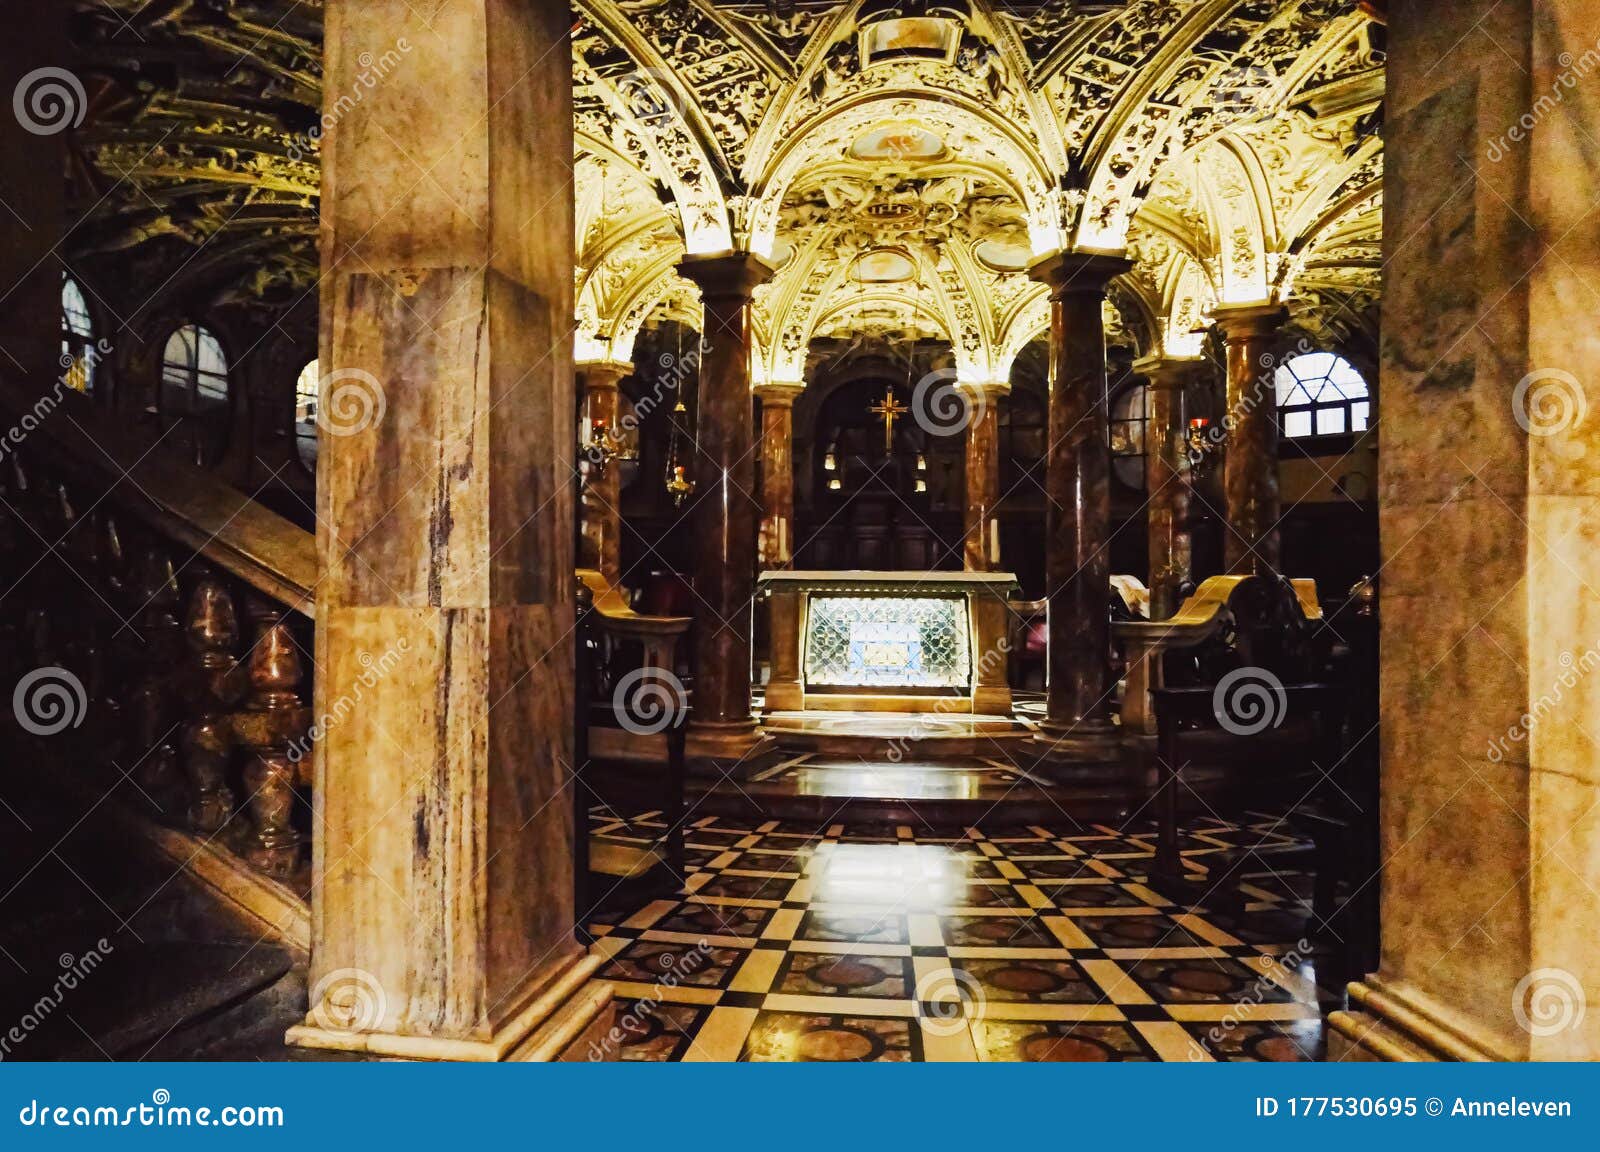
left=233, top=598, right=309, bottom=877
left=179, top=576, right=241, bottom=833
left=129, top=543, right=183, bottom=803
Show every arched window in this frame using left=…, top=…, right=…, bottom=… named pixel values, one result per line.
left=160, top=324, right=230, bottom=465
left=1109, top=381, right=1148, bottom=490
left=1275, top=351, right=1370, bottom=439
left=161, top=324, right=230, bottom=412
left=61, top=276, right=97, bottom=394
left=295, top=358, right=319, bottom=465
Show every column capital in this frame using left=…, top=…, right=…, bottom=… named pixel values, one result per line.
left=1209, top=301, right=1289, bottom=341
left=753, top=380, right=805, bottom=407
left=1027, top=250, right=1134, bottom=296
left=679, top=250, right=776, bottom=301
left=956, top=378, right=1012, bottom=399
left=1133, top=354, right=1208, bottom=391
left=576, top=360, right=633, bottom=390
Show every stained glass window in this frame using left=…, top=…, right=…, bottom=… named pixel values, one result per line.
left=1275, top=352, right=1369, bottom=439
left=804, top=596, right=971, bottom=690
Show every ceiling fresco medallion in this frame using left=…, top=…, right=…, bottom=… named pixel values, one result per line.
left=849, top=123, right=947, bottom=163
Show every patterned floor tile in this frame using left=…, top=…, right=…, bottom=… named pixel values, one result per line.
left=776, top=952, right=912, bottom=998
left=610, top=1000, right=711, bottom=1062
left=597, top=938, right=747, bottom=989
left=973, top=1020, right=1154, bottom=1062
left=955, top=958, right=1099, bottom=1003
left=742, top=1012, right=916, bottom=1062
left=584, top=802, right=1335, bottom=1062
left=1184, top=1018, right=1325, bottom=1061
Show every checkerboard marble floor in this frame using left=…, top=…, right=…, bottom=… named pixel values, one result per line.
left=583, top=809, right=1337, bottom=1062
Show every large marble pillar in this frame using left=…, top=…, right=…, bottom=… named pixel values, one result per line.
left=577, top=360, right=630, bottom=585
left=961, top=381, right=1009, bottom=572
left=754, top=381, right=802, bottom=568
left=290, top=0, right=611, bottom=1061
left=1136, top=356, right=1203, bottom=619
left=0, top=4, right=67, bottom=389
left=1027, top=252, right=1132, bottom=745
left=1212, top=303, right=1287, bottom=576
left=1329, top=0, right=1600, bottom=1061
left=677, top=252, right=774, bottom=757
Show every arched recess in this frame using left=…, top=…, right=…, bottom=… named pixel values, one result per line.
left=1193, top=136, right=1273, bottom=305
left=761, top=237, right=985, bottom=386
left=1072, top=3, right=1371, bottom=252
left=744, top=91, right=1063, bottom=259
left=572, top=10, right=734, bottom=254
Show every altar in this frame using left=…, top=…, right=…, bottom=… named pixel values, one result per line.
left=758, top=570, right=1018, bottom=715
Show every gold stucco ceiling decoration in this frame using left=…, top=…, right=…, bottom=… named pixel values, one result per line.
left=65, top=0, right=1386, bottom=369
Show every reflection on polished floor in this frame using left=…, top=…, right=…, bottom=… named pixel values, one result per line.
left=585, top=809, right=1336, bottom=1062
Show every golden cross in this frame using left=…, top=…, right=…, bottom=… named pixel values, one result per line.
left=869, top=386, right=909, bottom=455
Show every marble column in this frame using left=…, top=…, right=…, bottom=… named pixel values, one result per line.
left=1329, top=0, right=1600, bottom=1061
left=577, top=360, right=630, bottom=585
left=677, top=252, right=774, bottom=757
left=961, top=381, right=1010, bottom=572
left=1212, top=303, right=1288, bottom=576
left=0, top=4, right=67, bottom=390
left=1027, top=252, right=1132, bottom=745
left=289, top=1, right=612, bottom=1061
left=1135, top=356, right=1204, bottom=619
left=754, top=381, right=803, bottom=568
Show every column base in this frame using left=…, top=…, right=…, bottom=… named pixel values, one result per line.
left=687, top=717, right=774, bottom=760
left=1032, top=717, right=1122, bottom=762
left=972, top=685, right=1014, bottom=716
left=762, top=682, right=804, bottom=713
left=286, top=952, right=615, bottom=1062
left=1326, top=975, right=1516, bottom=1062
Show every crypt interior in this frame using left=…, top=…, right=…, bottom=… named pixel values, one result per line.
left=0, top=0, right=1595, bottom=1064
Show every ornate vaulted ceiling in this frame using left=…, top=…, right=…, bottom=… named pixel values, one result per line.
left=68, top=0, right=1384, bottom=371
